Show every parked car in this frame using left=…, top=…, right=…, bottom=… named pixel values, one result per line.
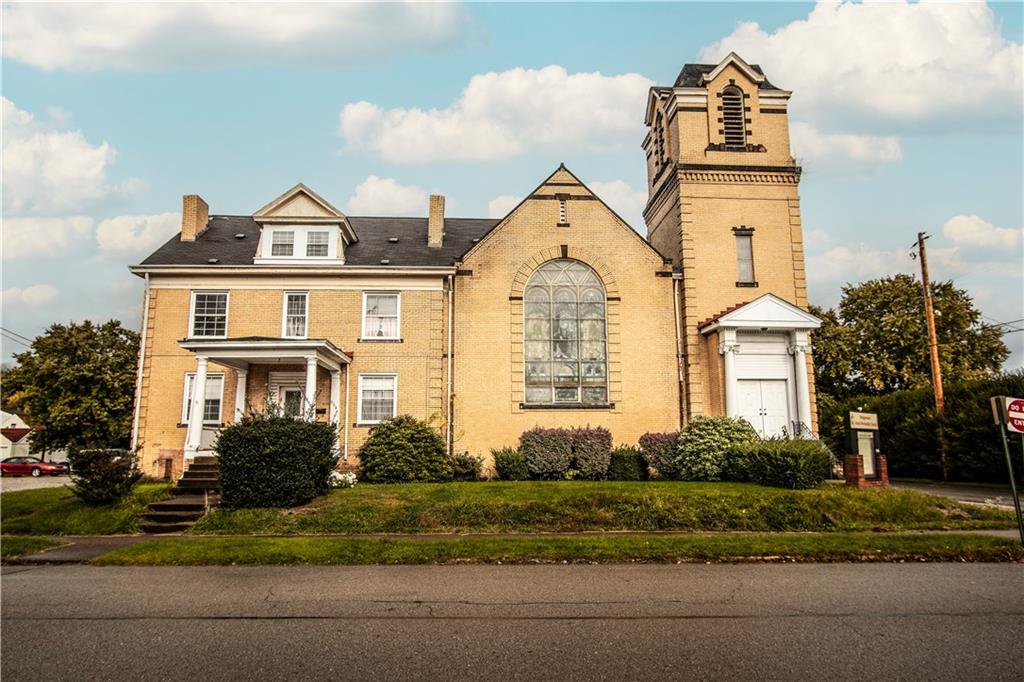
left=0, top=457, right=69, bottom=477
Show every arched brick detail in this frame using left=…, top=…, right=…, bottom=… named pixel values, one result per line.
left=509, top=247, right=620, bottom=298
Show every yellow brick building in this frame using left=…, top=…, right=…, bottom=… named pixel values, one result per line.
left=130, top=53, right=819, bottom=478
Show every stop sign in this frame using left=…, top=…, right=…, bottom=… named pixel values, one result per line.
left=1006, top=398, right=1024, bottom=434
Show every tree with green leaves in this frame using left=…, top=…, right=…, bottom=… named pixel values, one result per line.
left=812, top=274, right=1008, bottom=400
left=1, top=321, right=140, bottom=451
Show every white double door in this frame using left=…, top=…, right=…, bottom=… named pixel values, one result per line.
left=736, top=379, right=790, bottom=438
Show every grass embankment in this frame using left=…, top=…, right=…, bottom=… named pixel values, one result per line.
left=0, top=483, right=172, bottom=535
left=192, top=481, right=1015, bottom=535
left=1, top=536, right=62, bottom=562
left=94, top=533, right=1024, bottom=566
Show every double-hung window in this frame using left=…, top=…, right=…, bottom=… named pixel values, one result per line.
left=358, top=374, right=397, bottom=423
left=283, top=292, right=308, bottom=338
left=362, top=292, right=400, bottom=339
left=190, top=292, right=228, bottom=337
left=306, top=231, right=329, bottom=257
left=181, top=373, right=225, bottom=424
left=271, top=230, right=295, bottom=256
left=734, top=228, right=756, bottom=285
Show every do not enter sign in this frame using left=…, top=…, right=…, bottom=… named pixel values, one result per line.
left=1006, top=398, right=1024, bottom=434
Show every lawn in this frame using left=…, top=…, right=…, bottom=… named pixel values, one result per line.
left=0, top=483, right=173, bottom=535
left=191, top=481, right=1016, bottom=535
left=93, top=532, right=1024, bottom=566
left=1, top=536, right=62, bottom=562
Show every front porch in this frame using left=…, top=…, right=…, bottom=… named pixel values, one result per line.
left=179, top=337, right=353, bottom=459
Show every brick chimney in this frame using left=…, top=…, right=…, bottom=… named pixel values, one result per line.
left=181, top=194, right=209, bottom=242
left=428, top=194, right=445, bottom=248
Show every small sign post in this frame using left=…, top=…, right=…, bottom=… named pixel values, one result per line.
left=844, top=411, right=887, bottom=488
left=990, top=396, right=1024, bottom=546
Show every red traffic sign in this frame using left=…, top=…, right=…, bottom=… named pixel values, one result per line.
left=1007, top=397, right=1024, bottom=434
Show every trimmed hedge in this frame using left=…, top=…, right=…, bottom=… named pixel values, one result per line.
left=493, top=448, right=529, bottom=481
left=358, top=415, right=450, bottom=483
left=676, top=417, right=758, bottom=481
left=216, top=414, right=337, bottom=508
left=519, top=426, right=612, bottom=480
left=449, top=452, right=484, bottom=482
left=727, top=439, right=832, bottom=489
left=638, top=432, right=679, bottom=479
left=820, top=372, right=1024, bottom=483
left=67, top=448, right=142, bottom=505
left=607, top=446, right=649, bottom=481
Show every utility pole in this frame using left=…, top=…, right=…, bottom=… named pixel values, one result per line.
left=916, top=232, right=944, bottom=414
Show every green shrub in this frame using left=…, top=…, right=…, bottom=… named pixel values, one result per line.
left=676, top=417, right=758, bottom=481
left=520, top=427, right=573, bottom=479
left=66, top=448, right=143, bottom=506
left=492, top=447, right=529, bottom=481
left=357, top=415, right=450, bottom=483
left=729, top=439, right=832, bottom=489
left=449, top=452, right=484, bottom=482
left=638, top=432, right=680, bottom=479
left=606, top=446, right=648, bottom=481
left=820, top=371, right=1024, bottom=483
left=216, top=414, right=337, bottom=508
left=570, top=427, right=613, bottom=480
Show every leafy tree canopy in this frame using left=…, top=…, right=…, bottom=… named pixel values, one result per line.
left=1, top=320, right=140, bottom=451
left=815, top=270, right=1007, bottom=399
left=811, top=274, right=1008, bottom=400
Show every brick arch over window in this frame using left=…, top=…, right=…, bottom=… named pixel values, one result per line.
left=509, top=246, right=620, bottom=299
left=508, top=248, right=622, bottom=409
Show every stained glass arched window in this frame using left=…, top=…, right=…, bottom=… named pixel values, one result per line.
left=523, top=259, right=608, bottom=404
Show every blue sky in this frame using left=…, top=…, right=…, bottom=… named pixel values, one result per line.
left=2, top=1, right=1022, bottom=366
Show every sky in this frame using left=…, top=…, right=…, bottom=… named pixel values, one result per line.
left=2, top=1, right=1023, bottom=367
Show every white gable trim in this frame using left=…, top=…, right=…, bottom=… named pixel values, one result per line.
left=253, top=183, right=357, bottom=244
left=701, top=52, right=765, bottom=86
left=700, top=293, right=820, bottom=333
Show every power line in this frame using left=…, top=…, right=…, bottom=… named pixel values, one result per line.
left=0, top=327, right=33, bottom=344
left=0, top=332, right=31, bottom=348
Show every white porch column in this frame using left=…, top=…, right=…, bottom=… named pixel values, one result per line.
left=304, top=356, right=318, bottom=420
left=184, top=355, right=208, bottom=455
left=719, top=329, right=739, bottom=418
left=330, top=369, right=341, bottom=426
left=791, top=331, right=813, bottom=435
left=234, top=367, right=248, bottom=421
left=343, top=364, right=351, bottom=460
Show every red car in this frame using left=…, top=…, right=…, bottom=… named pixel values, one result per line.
left=0, top=457, right=69, bottom=477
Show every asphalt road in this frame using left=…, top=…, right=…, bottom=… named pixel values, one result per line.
left=3, top=564, right=1022, bottom=680
left=0, top=473, right=70, bottom=492
left=892, top=481, right=1018, bottom=509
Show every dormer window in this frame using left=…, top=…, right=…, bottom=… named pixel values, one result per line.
left=271, top=230, right=294, bottom=256
left=257, top=225, right=340, bottom=262
left=306, top=231, right=329, bottom=257
left=722, top=86, right=746, bottom=148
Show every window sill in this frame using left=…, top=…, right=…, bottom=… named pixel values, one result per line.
left=735, top=281, right=759, bottom=288
left=358, top=338, right=403, bottom=343
left=354, top=421, right=387, bottom=427
left=177, top=423, right=224, bottom=428
left=519, top=403, right=615, bottom=410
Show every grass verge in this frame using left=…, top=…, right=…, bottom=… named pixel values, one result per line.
left=1, top=536, right=61, bottom=562
left=1, top=484, right=173, bottom=535
left=92, top=533, right=1024, bottom=566
left=192, top=481, right=1016, bottom=535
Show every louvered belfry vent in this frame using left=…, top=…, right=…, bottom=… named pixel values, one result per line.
left=722, top=87, right=746, bottom=148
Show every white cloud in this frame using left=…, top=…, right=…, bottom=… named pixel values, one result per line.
left=942, top=215, right=1022, bottom=250
left=588, top=180, right=648, bottom=232
left=95, top=213, right=181, bottom=258
left=700, top=1, right=1022, bottom=126
left=1, top=97, right=141, bottom=215
left=2, top=3, right=474, bottom=71
left=790, top=122, right=901, bottom=173
left=2, top=216, right=94, bottom=261
left=487, top=195, right=521, bottom=219
left=339, top=65, right=653, bottom=163
left=344, top=176, right=426, bottom=216
left=2, top=284, right=58, bottom=307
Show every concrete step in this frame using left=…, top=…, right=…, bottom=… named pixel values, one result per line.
left=175, top=478, right=220, bottom=491
left=140, top=521, right=193, bottom=534
left=149, top=494, right=211, bottom=510
left=143, top=510, right=205, bottom=524
left=185, top=464, right=219, bottom=474
left=181, top=471, right=220, bottom=481
left=192, top=455, right=218, bottom=465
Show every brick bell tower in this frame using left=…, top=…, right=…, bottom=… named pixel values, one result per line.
left=642, top=52, right=818, bottom=435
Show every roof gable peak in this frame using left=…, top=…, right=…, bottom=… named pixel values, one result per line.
left=701, top=52, right=765, bottom=86
left=253, top=183, right=345, bottom=220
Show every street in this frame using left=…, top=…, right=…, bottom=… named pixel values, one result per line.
left=2, top=563, right=1022, bottom=680
left=0, top=474, right=69, bottom=493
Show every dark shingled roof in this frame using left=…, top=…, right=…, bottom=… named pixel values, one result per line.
left=139, top=215, right=499, bottom=268
left=673, top=63, right=780, bottom=91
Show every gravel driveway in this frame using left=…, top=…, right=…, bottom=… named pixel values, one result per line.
left=0, top=474, right=71, bottom=493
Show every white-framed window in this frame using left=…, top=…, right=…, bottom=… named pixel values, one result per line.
left=190, top=291, right=228, bottom=338
left=358, top=374, right=397, bottom=424
left=361, top=292, right=400, bottom=339
left=181, top=372, right=225, bottom=424
left=735, top=230, right=755, bottom=284
left=306, top=231, right=329, bottom=257
left=271, top=230, right=295, bottom=256
left=282, top=291, right=308, bottom=338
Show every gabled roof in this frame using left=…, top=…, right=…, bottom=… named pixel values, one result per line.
left=253, top=182, right=345, bottom=220
left=252, top=183, right=358, bottom=244
left=698, top=293, right=821, bottom=332
left=1, top=427, right=32, bottom=443
left=673, top=54, right=781, bottom=90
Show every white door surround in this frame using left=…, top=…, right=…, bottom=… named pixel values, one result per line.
left=703, top=294, right=821, bottom=437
